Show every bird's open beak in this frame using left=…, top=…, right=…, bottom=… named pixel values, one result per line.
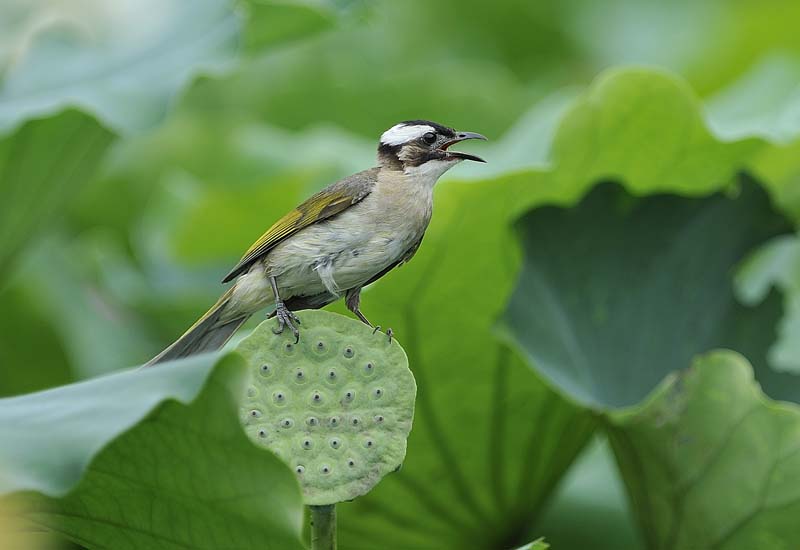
left=441, top=131, right=488, bottom=162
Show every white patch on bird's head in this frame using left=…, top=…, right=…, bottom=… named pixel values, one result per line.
left=380, top=123, right=435, bottom=146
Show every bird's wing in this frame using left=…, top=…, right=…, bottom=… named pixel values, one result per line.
left=222, top=167, right=379, bottom=283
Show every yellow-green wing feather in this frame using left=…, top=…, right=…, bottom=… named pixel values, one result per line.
left=222, top=168, right=378, bottom=282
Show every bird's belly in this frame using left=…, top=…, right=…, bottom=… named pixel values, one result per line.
left=265, top=221, right=418, bottom=299
left=326, top=241, right=401, bottom=289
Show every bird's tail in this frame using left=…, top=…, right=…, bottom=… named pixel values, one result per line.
left=145, top=287, right=250, bottom=367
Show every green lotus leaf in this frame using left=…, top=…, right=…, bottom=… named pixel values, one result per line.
left=606, top=350, right=800, bottom=549
left=504, top=178, right=793, bottom=408
left=0, top=354, right=305, bottom=549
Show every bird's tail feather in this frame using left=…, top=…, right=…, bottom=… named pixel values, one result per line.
left=145, top=288, right=250, bottom=367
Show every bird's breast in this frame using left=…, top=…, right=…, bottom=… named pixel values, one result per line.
left=265, top=173, right=432, bottom=297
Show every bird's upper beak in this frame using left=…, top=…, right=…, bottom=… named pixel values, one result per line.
left=440, top=131, right=488, bottom=163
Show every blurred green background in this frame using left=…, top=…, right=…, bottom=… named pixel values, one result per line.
left=4, top=0, right=800, bottom=548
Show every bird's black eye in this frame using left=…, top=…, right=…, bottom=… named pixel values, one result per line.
left=422, top=132, right=436, bottom=145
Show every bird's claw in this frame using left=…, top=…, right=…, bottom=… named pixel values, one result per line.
left=272, top=303, right=301, bottom=343
left=371, top=325, right=393, bottom=343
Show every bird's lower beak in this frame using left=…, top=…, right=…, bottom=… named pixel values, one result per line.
left=441, top=131, right=488, bottom=163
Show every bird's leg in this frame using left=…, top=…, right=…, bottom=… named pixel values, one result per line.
left=345, top=288, right=393, bottom=343
left=270, top=276, right=301, bottom=343
left=345, top=288, right=373, bottom=326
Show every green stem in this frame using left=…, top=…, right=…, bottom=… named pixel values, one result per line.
left=309, top=504, right=336, bottom=550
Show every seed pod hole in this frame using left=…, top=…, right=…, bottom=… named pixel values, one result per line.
left=273, top=391, right=286, bottom=404
left=257, top=429, right=267, bottom=438
left=329, top=416, right=340, bottom=427
left=344, top=390, right=355, bottom=402
left=350, top=417, right=361, bottom=427
left=295, top=369, right=305, bottom=382
left=280, top=418, right=294, bottom=429
left=302, top=439, right=313, bottom=449
left=364, top=362, right=375, bottom=374
left=330, top=438, right=341, bottom=449
left=249, top=409, right=262, bottom=418
left=343, top=346, right=354, bottom=358
left=284, top=342, right=294, bottom=353
left=311, top=391, right=323, bottom=404
left=373, top=388, right=384, bottom=399
left=260, top=364, right=271, bottom=375
left=364, top=439, right=374, bottom=448
left=295, top=465, right=305, bottom=475
left=374, top=415, right=385, bottom=424
left=316, top=341, right=325, bottom=351
left=321, top=465, right=331, bottom=474
left=307, top=417, right=319, bottom=427
left=327, top=370, right=337, bottom=381
left=347, top=459, right=356, bottom=468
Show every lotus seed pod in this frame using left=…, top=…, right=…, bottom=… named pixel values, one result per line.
left=237, top=310, right=416, bottom=505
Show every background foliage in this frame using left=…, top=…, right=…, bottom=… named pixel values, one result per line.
left=3, top=0, right=800, bottom=548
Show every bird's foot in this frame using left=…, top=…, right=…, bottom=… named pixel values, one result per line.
left=272, top=302, right=301, bottom=343
left=372, top=325, right=394, bottom=343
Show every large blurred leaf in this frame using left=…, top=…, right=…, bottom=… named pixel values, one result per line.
left=561, top=0, right=800, bottom=98
left=172, top=0, right=800, bottom=151
left=0, top=0, right=243, bottom=280
left=0, top=110, right=114, bottom=281
left=751, top=140, right=800, bottom=221
left=467, top=66, right=800, bottom=549
left=185, top=11, right=540, bottom=140
left=606, top=350, right=800, bottom=549
left=0, top=353, right=305, bottom=549
left=0, top=0, right=241, bottom=135
left=682, top=0, right=800, bottom=96
left=0, top=284, right=72, bottom=397
left=0, top=0, right=338, bottom=285
left=504, top=178, right=792, bottom=408
left=0, top=353, right=217, bottom=494
left=545, top=69, right=763, bottom=197
left=243, top=0, right=345, bottom=52
left=735, top=233, right=800, bottom=375
left=705, top=54, right=800, bottom=144
left=19, top=236, right=159, bottom=378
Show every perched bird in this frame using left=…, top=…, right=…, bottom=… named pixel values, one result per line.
left=146, top=120, right=486, bottom=366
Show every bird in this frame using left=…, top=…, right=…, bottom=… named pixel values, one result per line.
left=146, top=120, right=486, bottom=366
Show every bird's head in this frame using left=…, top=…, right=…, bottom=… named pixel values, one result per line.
left=377, top=120, right=487, bottom=179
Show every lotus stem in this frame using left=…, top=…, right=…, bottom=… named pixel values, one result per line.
left=309, top=504, right=336, bottom=550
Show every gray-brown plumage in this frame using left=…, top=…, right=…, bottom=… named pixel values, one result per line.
left=146, top=120, right=486, bottom=366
